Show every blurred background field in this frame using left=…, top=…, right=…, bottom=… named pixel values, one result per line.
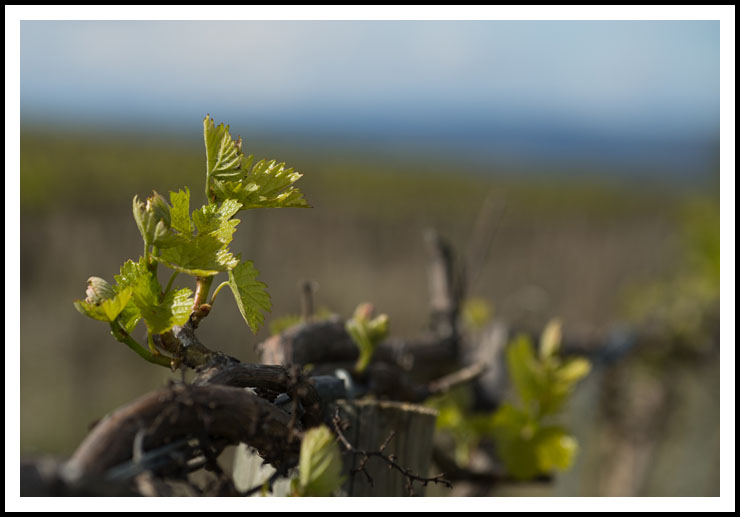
left=18, top=18, right=721, bottom=496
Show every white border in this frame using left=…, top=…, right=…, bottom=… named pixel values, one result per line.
left=4, top=5, right=736, bottom=21
left=6, top=5, right=735, bottom=513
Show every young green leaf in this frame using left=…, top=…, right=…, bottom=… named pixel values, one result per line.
left=169, top=187, right=194, bottom=235
left=461, top=297, right=494, bottom=331
left=211, top=159, right=309, bottom=210
left=506, top=334, right=546, bottom=408
left=539, top=318, right=562, bottom=360
left=227, top=258, right=271, bottom=333
left=537, top=356, right=592, bottom=416
left=533, top=426, right=578, bottom=473
left=114, top=257, right=193, bottom=334
left=74, top=277, right=133, bottom=323
left=203, top=115, right=249, bottom=183
left=137, top=287, right=193, bottom=335
left=297, top=425, right=344, bottom=497
left=133, top=192, right=178, bottom=249
left=490, top=403, right=540, bottom=480
left=155, top=196, right=242, bottom=276
left=117, top=300, right=142, bottom=334
left=345, top=303, right=389, bottom=374
left=555, top=357, right=592, bottom=386
left=491, top=406, right=578, bottom=479
left=204, top=114, right=308, bottom=210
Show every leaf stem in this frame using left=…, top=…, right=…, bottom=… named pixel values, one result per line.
left=209, top=281, right=231, bottom=306
left=164, top=270, right=180, bottom=295
left=147, top=330, right=158, bottom=353
left=205, top=173, right=212, bottom=205
left=110, top=322, right=172, bottom=368
left=193, top=276, right=214, bottom=310
left=191, top=276, right=215, bottom=328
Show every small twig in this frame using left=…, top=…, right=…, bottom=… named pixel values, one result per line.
left=426, top=361, right=488, bottom=397
left=300, top=280, right=317, bottom=321
left=164, top=270, right=180, bottom=295
left=464, top=192, right=507, bottom=291
left=331, top=409, right=452, bottom=495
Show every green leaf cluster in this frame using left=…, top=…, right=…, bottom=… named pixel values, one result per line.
left=621, top=196, right=719, bottom=351
left=427, top=319, right=591, bottom=481
left=114, top=258, right=194, bottom=335
left=293, top=425, right=344, bottom=497
left=344, top=303, right=389, bottom=374
left=490, top=404, right=578, bottom=480
left=75, top=256, right=194, bottom=349
left=491, top=319, right=591, bottom=479
left=74, top=277, right=132, bottom=324
left=428, top=387, right=496, bottom=466
left=153, top=188, right=241, bottom=276
left=75, top=115, right=310, bottom=365
left=204, top=116, right=309, bottom=210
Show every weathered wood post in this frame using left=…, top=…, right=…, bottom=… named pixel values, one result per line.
left=232, top=399, right=438, bottom=497
left=334, top=399, right=438, bottom=496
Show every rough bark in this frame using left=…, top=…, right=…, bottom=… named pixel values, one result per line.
left=65, top=383, right=300, bottom=479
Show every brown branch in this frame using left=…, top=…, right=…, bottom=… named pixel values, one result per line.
left=258, top=319, right=458, bottom=378
left=65, top=383, right=301, bottom=479
left=300, top=280, right=317, bottom=321
left=424, top=228, right=463, bottom=338
left=193, top=362, right=324, bottom=428
left=426, top=361, right=488, bottom=397
left=258, top=232, right=464, bottom=385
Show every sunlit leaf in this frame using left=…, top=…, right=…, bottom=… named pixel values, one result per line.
left=490, top=403, right=539, bottom=480
left=506, top=334, right=546, bottom=407
left=204, top=116, right=309, bottom=211
left=227, top=258, right=271, bottom=333
left=155, top=198, right=241, bottom=276
left=114, top=257, right=193, bottom=334
left=555, top=357, right=591, bottom=386
left=203, top=115, right=249, bottom=182
left=298, top=425, right=344, bottom=497
left=169, top=187, right=193, bottom=235
left=534, top=426, right=578, bottom=473
left=462, top=297, right=494, bottom=330
left=211, top=159, right=310, bottom=210
left=74, top=277, right=132, bottom=323
left=137, top=287, right=193, bottom=335
left=345, top=303, right=389, bottom=374
left=133, top=191, right=178, bottom=249
left=539, top=318, right=562, bottom=360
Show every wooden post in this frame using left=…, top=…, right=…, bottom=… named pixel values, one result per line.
left=232, top=399, right=438, bottom=497
left=334, top=399, right=438, bottom=496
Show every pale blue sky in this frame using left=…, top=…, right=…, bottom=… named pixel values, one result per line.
left=20, top=20, right=720, bottom=176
